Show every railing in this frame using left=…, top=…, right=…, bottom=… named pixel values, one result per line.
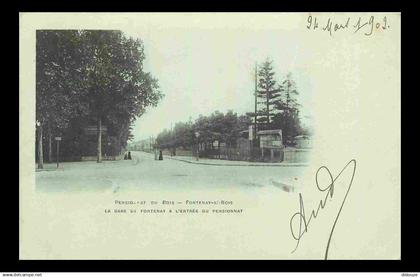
left=157, top=146, right=311, bottom=163
left=200, top=146, right=284, bottom=162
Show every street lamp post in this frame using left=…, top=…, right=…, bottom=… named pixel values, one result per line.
left=194, top=131, right=200, bottom=161
left=55, top=136, right=62, bottom=168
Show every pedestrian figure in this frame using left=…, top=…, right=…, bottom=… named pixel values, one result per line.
left=159, top=150, right=163, bottom=160
left=124, top=153, right=128, bottom=160
left=127, top=151, right=132, bottom=160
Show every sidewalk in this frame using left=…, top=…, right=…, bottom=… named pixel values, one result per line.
left=35, top=163, right=66, bottom=172
left=164, top=154, right=308, bottom=167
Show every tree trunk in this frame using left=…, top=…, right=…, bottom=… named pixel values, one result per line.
left=266, top=90, right=270, bottom=129
left=48, top=125, right=52, bottom=163
left=97, top=117, right=102, bottom=163
left=284, top=113, right=288, bottom=146
left=37, top=124, right=44, bottom=169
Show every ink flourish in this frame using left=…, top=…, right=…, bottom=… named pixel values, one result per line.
left=289, top=159, right=357, bottom=259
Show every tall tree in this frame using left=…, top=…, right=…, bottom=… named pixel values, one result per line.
left=80, top=30, right=162, bottom=162
left=36, top=30, right=88, bottom=167
left=272, top=73, right=301, bottom=145
left=36, top=30, right=162, bottom=164
left=255, top=59, right=282, bottom=130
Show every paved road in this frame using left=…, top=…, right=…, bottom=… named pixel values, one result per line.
left=36, top=151, right=305, bottom=193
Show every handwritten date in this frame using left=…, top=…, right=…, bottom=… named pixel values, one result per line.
left=307, top=15, right=390, bottom=37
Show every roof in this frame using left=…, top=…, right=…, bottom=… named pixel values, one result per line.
left=257, top=129, right=282, bottom=135
left=294, top=135, right=311, bottom=139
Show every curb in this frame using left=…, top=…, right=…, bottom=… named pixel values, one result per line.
left=165, top=156, right=308, bottom=167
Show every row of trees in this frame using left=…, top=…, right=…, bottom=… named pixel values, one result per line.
left=248, top=59, right=303, bottom=144
left=36, top=30, right=163, bottom=168
left=154, top=58, right=305, bottom=151
left=155, top=111, right=252, bottom=149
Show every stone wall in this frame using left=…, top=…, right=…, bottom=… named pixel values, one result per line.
left=283, top=148, right=311, bottom=163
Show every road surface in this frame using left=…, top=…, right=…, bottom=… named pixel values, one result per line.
left=36, top=151, right=306, bottom=193
left=28, top=151, right=317, bottom=260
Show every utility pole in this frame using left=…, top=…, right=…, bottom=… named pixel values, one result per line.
left=284, top=80, right=290, bottom=146
left=174, top=124, right=177, bottom=156
left=254, top=63, right=258, bottom=143
left=170, top=122, right=173, bottom=157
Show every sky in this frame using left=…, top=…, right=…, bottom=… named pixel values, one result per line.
left=120, top=14, right=314, bottom=141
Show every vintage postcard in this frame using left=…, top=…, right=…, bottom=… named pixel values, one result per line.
left=19, top=12, right=401, bottom=260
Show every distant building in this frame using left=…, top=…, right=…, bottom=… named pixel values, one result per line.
left=294, top=135, right=313, bottom=149
left=257, top=129, right=283, bottom=148
left=256, top=129, right=284, bottom=162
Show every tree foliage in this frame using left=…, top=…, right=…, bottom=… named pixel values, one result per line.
left=156, top=111, right=252, bottom=149
left=36, top=30, right=163, bottom=163
left=36, top=30, right=89, bottom=132
left=250, top=59, right=303, bottom=145
left=272, top=73, right=302, bottom=144
left=152, top=58, right=305, bottom=151
left=256, top=59, right=282, bottom=129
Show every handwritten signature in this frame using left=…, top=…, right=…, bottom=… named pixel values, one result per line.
left=307, top=15, right=390, bottom=37
left=289, top=159, right=357, bottom=259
